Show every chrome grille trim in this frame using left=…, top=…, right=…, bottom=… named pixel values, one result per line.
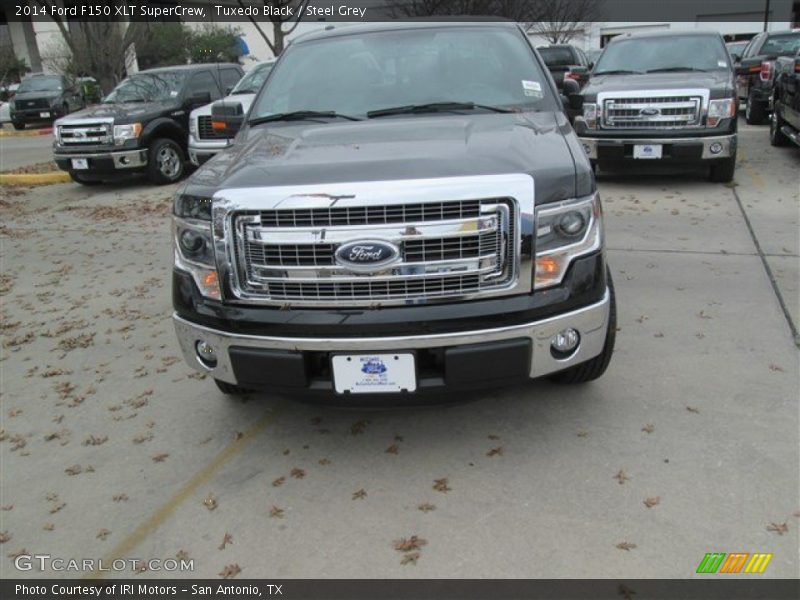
left=598, top=88, right=710, bottom=130
left=212, top=175, right=535, bottom=307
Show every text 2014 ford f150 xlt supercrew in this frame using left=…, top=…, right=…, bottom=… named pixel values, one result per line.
left=172, top=22, right=615, bottom=399
left=574, top=31, right=738, bottom=183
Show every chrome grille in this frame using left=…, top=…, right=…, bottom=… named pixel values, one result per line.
left=230, top=198, right=518, bottom=306
left=58, top=122, right=112, bottom=145
left=20, top=98, right=50, bottom=109
left=198, top=115, right=227, bottom=140
left=602, top=95, right=702, bottom=129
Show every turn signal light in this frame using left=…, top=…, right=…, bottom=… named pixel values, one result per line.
left=211, top=121, right=227, bottom=130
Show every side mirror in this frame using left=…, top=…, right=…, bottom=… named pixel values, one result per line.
left=211, top=100, right=244, bottom=137
left=588, top=61, right=594, bottom=70
left=186, top=91, right=211, bottom=107
left=731, top=53, right=741, bottom=63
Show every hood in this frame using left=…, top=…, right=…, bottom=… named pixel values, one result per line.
left=190, top=93, right=257, bottom=120
left=55, top=100, right=180, bottom=125
left=583, top=69, right=735, bottom=99
left=188, top=111, right=583, bottom=205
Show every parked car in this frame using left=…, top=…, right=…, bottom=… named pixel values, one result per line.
left=537, top=44, right=592, bottom=90
left=52, top=63, right=243, bottom=185
left=172, top=22, right=616, bottom=399
left=573, top=30, right=738, bottom=182
left=733, top=29, right=800, bottom=124
left=770, top=48, right=800, bottom=147
left=188, top=60, right=274, bottom=166
left=9, top=74, right=84, bottom=130
left=725, top=40, right=749, bottom=60
left=0, top=101, right=10, bottom=124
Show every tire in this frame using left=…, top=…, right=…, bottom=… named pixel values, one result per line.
left=550, top=271, right=617, bottom=384
left=770, top=103, right=789, bottom=147
left=69, top=172, right=103, bottom=186
left=12, top=121, right=24, bottom=130
left=147, top=138, right=186, bottom=185
left=745, top=92, right=767, bottom=125
left=214, top=379, right=251, bottom=396
left=708, top=154, right=736, bottom=183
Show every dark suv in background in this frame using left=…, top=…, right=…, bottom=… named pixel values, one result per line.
left=53, top=64, right=242, bottom=185
left=537, top=44, right=592, bottom=90
left=10, top=74, right=84, bottom=130
left=733, top=29, right=800, bottom=124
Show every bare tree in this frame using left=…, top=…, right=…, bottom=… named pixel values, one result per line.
left=524, top=0, right=603, bottom=44
left=236, top=0, right=311, bottom=57
left=33, top=1, right=146, bottom=93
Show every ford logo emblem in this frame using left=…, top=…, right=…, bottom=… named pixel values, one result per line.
left=640, top=107, right=660, bottom=116
left=335, top=240, right=400, bottom=271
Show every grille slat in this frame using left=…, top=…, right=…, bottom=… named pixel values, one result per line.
left=198, top=116, right=227, bottom=140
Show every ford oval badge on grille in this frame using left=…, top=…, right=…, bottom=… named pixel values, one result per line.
left=640, top=107, right=660, bottom=116
left=335, top=240, right=400, bottom=271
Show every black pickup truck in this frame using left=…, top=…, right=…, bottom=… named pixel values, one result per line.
left=573, top=31, right=738, bottom=182
left=172, top=22, right=615, bottom=400
left=733, top=29, right=800, bottom=124
left=770, top=49, right=800, bottom=147
left=52, top=64, right=243, bottom=185
left=537, top=44, right=592, bottom=90
left=9, top=74, right=84, bottom=129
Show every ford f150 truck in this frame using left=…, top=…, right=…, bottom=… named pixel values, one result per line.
left=172, top=22, right=615, bottom=398
left=574, top=31, right=738, bottom=183
left=188, top=60, right=275, bottom=166
left=53, top=64, right=243, bottom=185
left=770, top=48, right=800, bottom=147
left=9, top=74, right=84, bottom=129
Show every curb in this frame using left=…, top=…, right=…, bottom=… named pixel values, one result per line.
left=0, top=171, right=70, bottom=185
left=0, top=127, right=53, bottom=138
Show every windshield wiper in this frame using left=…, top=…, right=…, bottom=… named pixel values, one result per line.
left=367, top=102, right=513, bottom=118
left=231, top=90, right=255, bottom=95
left=593, top=69, right=644, bottom=75
left=645, top=67, right=709, bottom=73
left=249, top=111, right=362, bottom=125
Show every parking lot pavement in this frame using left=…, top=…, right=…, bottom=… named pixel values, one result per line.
left=0, top=124, right=797, bottom=580
left=0, top=132, right=56, bottom=171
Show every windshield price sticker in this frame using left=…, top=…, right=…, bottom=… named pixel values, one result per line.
left=522, top=80, right=543, bottom=98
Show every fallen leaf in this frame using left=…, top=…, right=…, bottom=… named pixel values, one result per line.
left=65, top=464, right=82, bottom=476
left=616, top=541, right=637, bottom=551
left=642, top=424, right=655, bottom=434
left=1, top=505, right=12, bottom=511
left=290, top=468, right=305, bottom=479
left=769, top=364, right=784, bottom=372
left=643, top=496, right=661, bottom=508
left=394, top=535, right=427, bottom=552
left=176, top=550, right=190, bottom=561
left=219, top=564, right=241, bottom=579
left=614, top=470, right=630, bottom=485
left=577, top=430, right=589, bottom=437
left=272, top=477, right=285, bottom=487
left=351, top=420, right=368, bottom=435
left=487, top=434, right=500, bottom=440
left=112, top=494, right=129, bottom=502
left=686, top=406, right=700, bottom=414
left=96, top=529, right=111, bottom=540
left=203, top=494, right=218, bottom=511
left=318, top=458, right=331, bottom=466
left=0, top=532, right=10, bottom=544
left=767, top=522, right=788, bottom=535
left=43, top=523, right=54, bottom=531
left=7, top=548, right=28, bottom=560
left=352, top=489, right=367, bottom=500
left=152, top=453, right=169, bottom=463
left=385, top=444, right=399, bottom=455
left=401, top=552, right=420, bottom=565
left=417, top=503, right=436, bottom=513
left=269, top=505, right=284, bottom=519
left=218, top=532, right=233, bottom=550
left=486, top=446, right=504, bottom=457
left=433, top=478, right=451, bottom=493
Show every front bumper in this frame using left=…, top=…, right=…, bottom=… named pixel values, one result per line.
left=579, top=133, right=736, bottom=161
left=173, top=288, right=611, bottom=393
left=188, top=135, right=229, bottom=166
left=11, top=108, right=57, bottom=122
left=54, top=148, right=148, bottom=173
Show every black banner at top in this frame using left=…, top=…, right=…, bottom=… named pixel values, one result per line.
left=0, top=0, right=797, bottom=23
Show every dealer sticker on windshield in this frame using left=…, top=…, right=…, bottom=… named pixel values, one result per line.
left=332, top=354, right=416, bottom=394
left=522, top=80, right=543, bottom=98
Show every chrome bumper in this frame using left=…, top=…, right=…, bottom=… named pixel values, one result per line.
left=173, top=289, right=611, bottom=386
left=54, top=148, right=148, bottom=169
left=188, top=136, right=229, bottom=165
left=579, top=133, right=736, bottom=160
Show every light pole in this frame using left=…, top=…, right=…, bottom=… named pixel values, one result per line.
left=763, top=0, right=770, bottom=32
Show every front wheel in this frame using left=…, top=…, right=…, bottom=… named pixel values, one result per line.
left=709, top=155, right=736, bottom=183
left=770, top=105, right=789, bottom=147
left=12, top=121, right=24, bottom=130
left=147, top=138, right=186, bottom=185
left=550, top=271, right=616, bottom=384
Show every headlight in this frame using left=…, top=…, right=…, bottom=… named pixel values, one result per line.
left=534, top=192, right=603, bottom=290
left=174, top=194, right=212, bottom=220
left=189, top=117, right=198, bottom=136
left=707, top=99, right=735, bottom=127
left=581, top=102, right=599, bottom=129
left=112, top=122, right=142, bottom=145
left=174, top=216, right=220, bottom=300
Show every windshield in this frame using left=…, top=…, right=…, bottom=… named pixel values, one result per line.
left=250, top=26, right=555, bottom=120
left=104, top=71, right=187, bottom=103
left=232, top=63, right=274, bottom=95
left=17, top=76, right=62, bottom=93
left=538, top=47, right=575, bottom=67
left=595, top=35, right=730, bottom=73
left=761, top=33, right=800, bottom=56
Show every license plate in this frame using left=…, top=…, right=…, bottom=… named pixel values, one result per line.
left=332, top=353, right=416, bottom=394
left=39, top=111, right=50, bottom=118
left=71, top=158, right=88, bottom=170
left=633, top=144, right=662, bottom=159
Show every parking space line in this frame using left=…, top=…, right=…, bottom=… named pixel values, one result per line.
left=85, top=409, right=280, bottom=579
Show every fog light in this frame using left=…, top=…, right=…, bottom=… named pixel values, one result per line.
left=551, top=328, right=580, bottom=357
left=709, top=142, right=723, bottom=155
left=195, top=340, right=217, bottom=368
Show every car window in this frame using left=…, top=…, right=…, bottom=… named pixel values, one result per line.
left=595, top=35, right=730, bottom=73
left=188, top=71, right=222, bottom=100
left=577, top=48, right=588, bottom=66
left=231, top=63, right=274, bottom=95
left=744, top=34, right=763, bottom=57
left=104, top=71, right=188, bottom=103
left=761, top=33, right=800, bottom=57
left=219, top=67, right=242, bottom=93
left=538, top=47, right=576, bottom=67
left=252, top=26, right=557, bottom=119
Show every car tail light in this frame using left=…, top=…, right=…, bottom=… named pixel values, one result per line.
left=759, top=61, right=773, bottom=82
left=565, top=71, right=581, bottom=81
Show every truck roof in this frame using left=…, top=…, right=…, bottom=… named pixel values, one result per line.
left=611, top=30, right=724, bottom=42
left=140, top=63, right=242, bottom=74
left=293, top=20, right=519, bottom=45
